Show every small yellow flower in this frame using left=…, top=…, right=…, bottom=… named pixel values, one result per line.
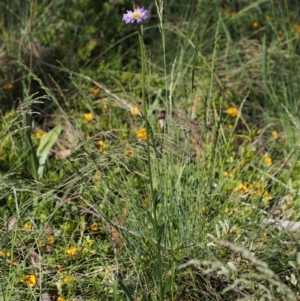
left=66, top=246, right=77, bottom=256
left=0, top=250, right=10, bottom=257
left=294, top=24, right=300, bottom=35
left=130, top=106, right=141, bottom=116
left=255, top=183, right=262, bottom=189
left=227, top=124, right=233, bottom=129
left=225, top=107, right=239, bottom=117
left=237, top=183, right=249, bottom=193
left=21, top=274, right=37, bottom=287
left=223, top=171, right=229, bottom=177
left=47, top=236, right=55, bottom=244
left=90, top=222, right=99, bottom=232
left=256, top=188, right=263, bottom=196
left=263, top=190, right=272, bottom=200
left=87, top=239, right=95, bottom=246
left=102, top=103, right=109, bottom=111
left=90, top=87, right=101, bottom=95
left=252, top=21, right=259, bottom=28
left=97, top=140, right=108, bottom=153
left=24, top=222, right=32, bottom=231
left=57, top=264, right=63, bottom=273
left=84, top=113, right=93, bottom=121
left=125, top=148, right=134, bottom=158
left=3, top=83, right=13, bottom=90
left=201, top=207, right=206, bottom=214
left=93, top=171, right=102, bottom=183
left=136, top=128, right=147, bottom=141
left=264, top=153, right=272, bottom=166
left=57, top=297, right=66, bottom=301
left=63, top=275, right=75, bottom=284
left=35, top=130, right=45, bottom=138
left=28, top=274, right=37, bottom=287
left=272, top=130, right=279, bottom=138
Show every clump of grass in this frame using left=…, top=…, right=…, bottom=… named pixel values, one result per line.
left=1, top=1, right=300, bottom=301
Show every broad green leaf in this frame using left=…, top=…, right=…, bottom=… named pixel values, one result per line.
left=37, top=125, right=62, bottom=179
left=25, top=128, right=39, bottom=180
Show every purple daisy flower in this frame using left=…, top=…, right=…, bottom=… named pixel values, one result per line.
left=122, top=7, right=149, bottom=24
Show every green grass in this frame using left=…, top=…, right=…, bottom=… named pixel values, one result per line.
left=1, top=0, right=300, bottom=300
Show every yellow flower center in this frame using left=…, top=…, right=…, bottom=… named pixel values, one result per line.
left=132, top=12, right=142, bottom=19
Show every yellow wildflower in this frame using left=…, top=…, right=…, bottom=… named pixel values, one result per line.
left=256, top=189, right=263, bottom=196
left=66, top=246, right=77, bottom=256
left=21, top=274, right=37, bottom=287
left=97, top=140, right=108, bottom=153
left=57, top=265, right=63, bottom=273
left=252, top=21, right=259, bottom=28
left=87, top=239, right=95, bottom=246
left=294, top=24, right=300, bottom=34
left=136, top=128, right=147, bottom=141
left=102, top=103, right=109, bottom=111
left=0, top=250, right=10, bottom=257
left=57, top=297, right=66, bottom=301
left=84, top=113, right=93, bottom=121
left=264, top=153, right=272, bottom=166
left=130, top=106, right=141, bottom=116
left=225, top=107, right=239, bottom=117
left=90, top=222, right=99, bottom=232
left=272, top=130, right=279, bottom=138
left=227, top=124, right=233, bottom=129
left=93, top=171, right=102, bottom=183
left=255, top=183, right=262, bottom=189
left=47, top=236, right=55, bottom=244
left=90, top=87, right=100, bottom=95
left=63, top=275, right=75, bottom=284
left=263, top=190, right=272, bottom=200
left=237, top=183, right=249, bottom=193
left=24, top=222, right=32, bottom=231
left=125, top=148, right=134, bottom=158
left=35, top=130, right=45, bottom=138
left=3, top=83, right=13, bottom=90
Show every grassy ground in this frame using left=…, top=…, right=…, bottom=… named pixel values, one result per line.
left=1, top=0, right=300, bottom=300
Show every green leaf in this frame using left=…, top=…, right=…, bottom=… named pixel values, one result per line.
left=118, top=279, right=134, bottom=301
left=37, top=125, right=62, bottom=179
left=163, top=275, right=174, bottom=295
left=25, top=128, right=39, bottom=180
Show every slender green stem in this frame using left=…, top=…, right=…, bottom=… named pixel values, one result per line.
left=137, top=25, right=154, bottom=200
left=138, top=25, right=164, bottom=301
